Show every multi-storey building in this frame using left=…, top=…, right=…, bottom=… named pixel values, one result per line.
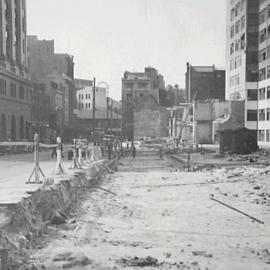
left=257, top=0, right=270, bottom=144
left=76, top=86, right=107, bottom=110
left=185, top=63, right=225, bottom=102
left=122, top=67, right=165, bottom=139
left=0, top=0, right=33, bottom=140
left=226, top=0, right=259, bottom=131
left=27, top=36, right=75, bottom=139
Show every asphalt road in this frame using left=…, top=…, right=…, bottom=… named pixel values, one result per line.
left=30, top=150, right=270, bottom=270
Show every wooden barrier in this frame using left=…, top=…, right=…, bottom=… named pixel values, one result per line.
left=26, top=134, right=45, bottom=184
left=53, top=137, right=66, bottom=176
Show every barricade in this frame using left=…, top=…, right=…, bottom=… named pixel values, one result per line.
left=70, top=139, right=103, bottom=168
left=26, top=134, right=46, bottom=184
left=53, top=137, right=66, bottom=176
left=71, top=139, right=88, bottom=169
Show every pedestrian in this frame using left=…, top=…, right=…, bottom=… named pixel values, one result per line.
left=158, top=147, right=163, bottom=159
left=126, top=143, right=129, bottom=157
left=108, top=143, right=112, bottom=160
left=132, top=144, right=136, bottom=158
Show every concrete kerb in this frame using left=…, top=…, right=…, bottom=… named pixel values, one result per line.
left=0, top=157, right=118, bottom=268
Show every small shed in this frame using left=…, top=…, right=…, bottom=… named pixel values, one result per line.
left=219, top=128, right=258, bottom=155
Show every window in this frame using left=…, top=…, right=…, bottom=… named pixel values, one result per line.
left=259, top=109, right=266, bottom=121
left=138, top=82, right=147, bottom=89
left=235, top=56, right=241, bottom=68
left=0, top=79, right=7, bottom=95
left=230, top=43, right=234, bottom=55
left=235, top=39, right=240, bottom=51
left=126, top=93, right=132, bottom=102
left=267, top=86, right=270, bottom=99
left=260, top=28, right=266, bottom=43
left=10, top=83, right=17, bottom=98
left=125, top=83, right=134, bottom=89
left=267, top=45, right=270, bottom=59
left=235, top=2, right=240, bottom=17
left=258, top=130, right=265, bottom=142
left=247, top=89, right=257, bottom=101
left=240, top=34, right=245, bottom=49
left=267, top=109, right=270, bottom=121
left=235, top=74, right=240, bottom=85
left=231, top=8, right=235, bottom=21
left=260, top=9, right=266, bottom=24
left=19, top=86, right=25, bottom=100
left=259, top=88, right=266, bottom=99
left=267, top=66, right=270, bottom=78
left=230, top=59, right=234, bottom=70
left=241, top=16, right=245, bottom=29
left=259, top=68, right=266, bottom=81
left=259, top=49, right=267, bottom=62
left=231, top=26, right=235, bottom=38
left=247, top=110, right=258, bottom=121
left=235, top=20, right=241, bottom=34
left=266, top=130, right=270, bottom=142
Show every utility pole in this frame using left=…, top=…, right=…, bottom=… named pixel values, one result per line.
left=93, top=77, right=96, bottom=137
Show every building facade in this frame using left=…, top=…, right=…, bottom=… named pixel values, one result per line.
left=27, top=35, right=75, bottom=139
left=257, top=0, right=270, bottom=144
left=186, top=63, right=225, bottom=103
left=226, top=0, right=259, bottom=131
left=76, top=86, right=106, bottom=111
left=122, top=67, right=165, bottom=140
left=0, top=0, right=33, bottom=140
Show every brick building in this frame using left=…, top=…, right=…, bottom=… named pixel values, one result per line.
left=185, top=63, right=225, bottom=102
left=0, top=0, right=33, bottom=140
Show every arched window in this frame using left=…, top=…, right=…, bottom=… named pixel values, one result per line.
left=11, top=115, right=16, bottom=140
left=0, top=114, right=7, bottom=140
left=20, top=116, right=24, bottom=139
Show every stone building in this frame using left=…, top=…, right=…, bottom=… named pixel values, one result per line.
left=27, top=36, right=75, bottom=139
left=122, top=67, right=165, bottom=140
left=0, top=0, right=33, bottom=140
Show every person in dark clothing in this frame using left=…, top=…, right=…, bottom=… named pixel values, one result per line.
left=108, top=143, right=112, bottom=160
left=132, top=145, right=136, bottom=158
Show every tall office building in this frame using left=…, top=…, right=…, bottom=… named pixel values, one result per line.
left=0, top=0, right=33, bottom=140
left=257, top=0, right=270, bottom=144
left=226, top=0, right=260, bottom=131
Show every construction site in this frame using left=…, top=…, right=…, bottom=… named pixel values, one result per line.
left=0, top=138, right=269, bottom=270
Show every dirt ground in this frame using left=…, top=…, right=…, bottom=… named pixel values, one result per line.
left=29, top=150, right=270, bottom=270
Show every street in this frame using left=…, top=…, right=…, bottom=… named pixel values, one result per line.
left=29, top=148, right=270, bottom=270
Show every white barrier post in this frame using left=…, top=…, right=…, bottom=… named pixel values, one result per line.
left=26, top=134, right=45, bottom=184
left=78, top=146, right=83, bottom=166
left=54, top=137, right=65, bottom=175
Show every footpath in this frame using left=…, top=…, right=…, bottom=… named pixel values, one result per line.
left=0, top=142, right=118, bottom=269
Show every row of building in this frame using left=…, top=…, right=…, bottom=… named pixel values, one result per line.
left=227, top=0, right=270, bottom=145
left=0, top=0, right=121, bottom=142
left=122, top=0, right=270, bottom=148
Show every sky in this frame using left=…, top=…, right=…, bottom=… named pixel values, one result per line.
left=27, top=0, right=227, bottom=100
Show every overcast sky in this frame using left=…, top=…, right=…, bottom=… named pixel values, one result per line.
left=27, top=0, right=226, bottom=100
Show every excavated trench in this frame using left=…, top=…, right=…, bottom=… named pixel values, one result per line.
left=0, top=159, right=118, bottom=269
